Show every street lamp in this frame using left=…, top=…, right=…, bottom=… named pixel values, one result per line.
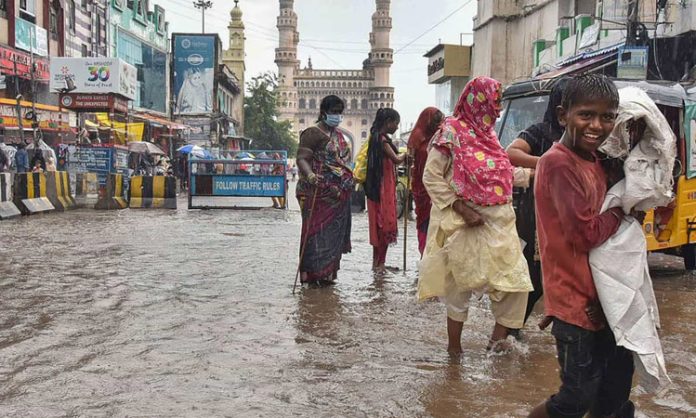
left=193, top=0, right=213, bottom=34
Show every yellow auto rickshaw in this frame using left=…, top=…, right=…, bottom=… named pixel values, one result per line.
left=498, top=78, right=696, bottom=269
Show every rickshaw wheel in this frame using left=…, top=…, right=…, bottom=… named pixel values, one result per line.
left=683, top=244, right=696, bottom=271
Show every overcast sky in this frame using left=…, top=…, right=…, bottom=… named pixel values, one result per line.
left=164, top=0, right=477, bottom=128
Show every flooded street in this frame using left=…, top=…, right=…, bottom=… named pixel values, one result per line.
left=1, top=200, right=696, bottom=417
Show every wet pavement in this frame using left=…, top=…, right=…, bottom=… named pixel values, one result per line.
left=1, top=191, right=696, bottom=417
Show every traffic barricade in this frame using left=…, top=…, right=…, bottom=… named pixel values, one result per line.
left=0, top=172, right=21, bottom=219
left=94, top=173, right=128, bottom=210
left=45, top=171, right=77, bottom=211
left=188, top=151, right=288, bottom=210
left=129, top=176, right=177, bottom=209
left=74, top=172, right=99, bottom=207
left=13, top=172, right=55, bottom=215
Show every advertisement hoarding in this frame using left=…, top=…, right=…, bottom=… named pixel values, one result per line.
left=49, top=58, right=137, bottom=100
left=172, top=34, right=216, bottom=115
left=15, top=18, right=48, bottom=57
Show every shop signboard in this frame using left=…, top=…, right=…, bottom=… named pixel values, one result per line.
left=49, top=58, right=137, bottom=100
left=180, top=117, right=211, bottom=143
left=617, top=46, right=649, bottom=80
left=67, top=144, right=130, bottom=185
left=59, top=93, right=129, bottom=113
left=0, top=103, right=70, bottom=131
left=15, top=17, right=49, bottom=57
left=0, top=46, right=49, bottom=80
left=172, top=34, right=216, bottom=115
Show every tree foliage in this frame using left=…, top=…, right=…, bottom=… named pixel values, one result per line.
left=243, top=72, right=297, bottom=155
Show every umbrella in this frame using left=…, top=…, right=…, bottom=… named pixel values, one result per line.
left=128, top=141, right=165, bottom=155
left=177, top=144, right=212, bottom=159
left=177, top=144, right=201, bottom=154
left=234, top=151, right=255, bottom=160
left=256, top=152, right=269, bottom=159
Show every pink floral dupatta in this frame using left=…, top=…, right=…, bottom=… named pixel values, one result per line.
left=432, top=76, right=513, bottom=206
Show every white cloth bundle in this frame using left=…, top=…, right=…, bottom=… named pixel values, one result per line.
left=590, top=87, right=676, bottom=393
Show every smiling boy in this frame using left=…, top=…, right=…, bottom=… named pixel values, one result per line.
left=528, top=74, right=635, bottom=418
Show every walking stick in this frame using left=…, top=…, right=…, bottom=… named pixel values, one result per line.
left=293, top=164, right=322, bottom=294
left=403, top=159, right=411, bottom=272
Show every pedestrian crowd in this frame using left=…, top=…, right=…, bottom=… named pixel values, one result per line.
left=294, top=73, right=675, bottom=418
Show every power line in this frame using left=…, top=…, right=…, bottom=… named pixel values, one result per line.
left=394, top=0, right=474, bottom=54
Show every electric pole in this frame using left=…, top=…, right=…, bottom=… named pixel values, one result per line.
left=193, top=0, right=213, bottom=34
left=29, top=29, right=38, bottom=147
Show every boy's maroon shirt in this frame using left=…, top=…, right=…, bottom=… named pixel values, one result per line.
left=535, top=143, right=622, bottom=331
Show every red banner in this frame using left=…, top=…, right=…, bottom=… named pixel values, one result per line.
left=0, top=45, right=50, bottom=80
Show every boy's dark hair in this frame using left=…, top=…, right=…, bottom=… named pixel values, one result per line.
left=318, top=95, right=345, bottom=117
left=561, top=73, right=619, bottom=110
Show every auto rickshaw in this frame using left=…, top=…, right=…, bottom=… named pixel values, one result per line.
left=497, top=77, right=696, bottom=269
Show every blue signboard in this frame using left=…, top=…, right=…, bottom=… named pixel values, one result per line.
left=68, top=145, right=130, bottom=185
left=212, top=175, right=286, bottom=197
left=172, top=35, right=216, bottom=115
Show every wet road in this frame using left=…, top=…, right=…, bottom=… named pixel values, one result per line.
left=1, top=196, right=696, bottom=417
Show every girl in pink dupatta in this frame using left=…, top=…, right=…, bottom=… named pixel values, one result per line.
left=417, top=77, right=532, bottom=353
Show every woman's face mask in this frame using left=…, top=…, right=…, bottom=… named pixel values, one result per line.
left=325, top=114, right=343, bottom=128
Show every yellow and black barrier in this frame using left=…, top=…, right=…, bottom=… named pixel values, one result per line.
left=12, top=172, right=55, bottom=214
left=74, top=172, right=99, bottom=207
left=45, top=171, right=77, bottom=211
left=129, top=176, right=177, bottom=209
left=95, top=174, right=128, bottom=210
left=0, top=173, right=21, bottom=219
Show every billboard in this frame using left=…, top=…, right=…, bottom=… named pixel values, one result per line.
left=172, top=34, right=216, bottom=115
left=49, top=58, right=137, bottom=100
left=15, top=18, right=48, bottom=57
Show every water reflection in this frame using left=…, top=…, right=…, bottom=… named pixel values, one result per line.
left=0, top=209, right=694, bottom=416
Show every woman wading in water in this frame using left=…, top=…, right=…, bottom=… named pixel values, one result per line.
left=296, top=95, right=354, bottom=286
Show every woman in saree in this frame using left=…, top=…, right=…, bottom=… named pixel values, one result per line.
left=296, top=95, right=354, bottom=286
left=417, top=77, right=532, bottom=353
left=407, top=107, right=444, bottom=256
left=365, top=108, right=406, bottom=275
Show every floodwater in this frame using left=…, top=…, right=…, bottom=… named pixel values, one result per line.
left=1, top=197, right=696, bottom=417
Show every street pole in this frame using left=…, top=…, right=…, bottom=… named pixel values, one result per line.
left=12, top=57, right=24, bottom=144
left=193, top=0, right=213, bottom=33
left=29, top=29, right=38, bottom=147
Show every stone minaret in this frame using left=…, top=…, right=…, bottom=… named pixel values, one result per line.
left=275, top=0, right=299, bottom=124
left=223, top=0, right=246, bottom=135
left=369, top=0, right=394, bottom=110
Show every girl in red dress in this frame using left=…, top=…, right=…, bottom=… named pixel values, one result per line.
left=365, top=108, right=406, bottom=275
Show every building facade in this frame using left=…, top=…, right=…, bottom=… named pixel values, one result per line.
left=424, top=44, right=471, bottom=115
left=62, top=0, right=108, bottom=58
left=222, top=0, right=245, bottom=136
left=471, top=0, right=696, bottom=84
left=0, top=0, right=73, bottom=145
left=109, top=0, right=169, bottom=114
left=275, top=0, right=395, bottom=157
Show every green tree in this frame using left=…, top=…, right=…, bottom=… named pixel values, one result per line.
left=243, top=72, right=297, bottom=155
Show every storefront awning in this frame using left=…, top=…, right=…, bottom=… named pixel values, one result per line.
left=132, top=112, right=191, bottom=131
left=536, top=44, right=621, bottom=80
